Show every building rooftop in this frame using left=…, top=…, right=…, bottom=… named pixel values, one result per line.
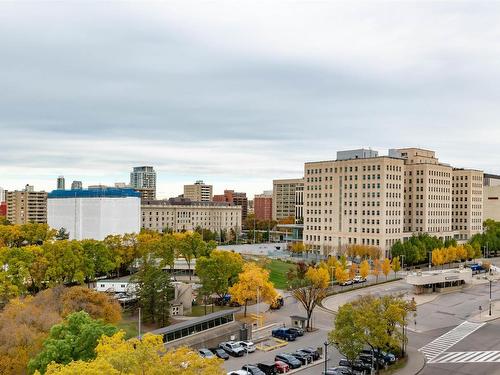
left=149, top=308, right=239, bottom=336
left=48, top=187, right=141, bottom=199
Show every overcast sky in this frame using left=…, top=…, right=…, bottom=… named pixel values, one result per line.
left=1, top=1, right=500, bottom=198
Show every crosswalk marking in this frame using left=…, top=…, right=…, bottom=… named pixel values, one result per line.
left=419, top=321, right=486, bottom=361
left=430, top=351, right=500, bottom=363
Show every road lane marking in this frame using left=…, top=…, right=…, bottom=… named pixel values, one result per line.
left=419, top=321, right=485, bottom=362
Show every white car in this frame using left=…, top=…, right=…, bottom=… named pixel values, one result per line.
left=236, top=340, right=256, bottom=353
left=353, top=275, right=366, bottom=283
left=227, top=371, right=249, bottom=375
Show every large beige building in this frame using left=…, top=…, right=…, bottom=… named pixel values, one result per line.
left=303, top=150, right=405, bottom=254
left=183, top=181, right=213, bottom=202
left=272, top=178, right=304, bottom=222
left=484, top=185, right=500, bottom=222
left=451, top=168, right=483, bottom=240
left=6, top=185, right=48, bottom=224
left=141, top=200, right=241, bottom=234
left=303, top=148, right=483, bottom=256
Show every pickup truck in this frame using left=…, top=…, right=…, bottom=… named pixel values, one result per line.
left=271, top=328, right=297, bottom=341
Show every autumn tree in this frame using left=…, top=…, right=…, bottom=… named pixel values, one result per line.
left=381, top=258, right=391, bottom=280
left=372, top=259, right=381, bottom=282
left=349, top=263, right=358, bottom=280
left=28, top=311, right=118, bottom=374
left=335, top=264, right=349, bottom=286
left=289, top=242, right=305, bottom=254
left=42, top=332, right=225, bottom=375
left=229, top=263, right=277, bottom=317
left=290, top=266, right=329, bottom=330
left=0, top=286, right=122, bottom=375
left=178, top=232, right=208, bottom=281
left=359, top=260, right=370, bottom=280
left=391, top=256, right=401, bottom=278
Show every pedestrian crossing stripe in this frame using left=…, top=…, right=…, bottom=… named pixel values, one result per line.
left=429, top=351, right=500, bottom=363
left=419, top=321, right=486, bottom=361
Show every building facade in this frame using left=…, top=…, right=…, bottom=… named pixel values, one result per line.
left=57, top=176, right=65, bottom=190
left=272, top=178, right=304, bottom=222
left=254, top=191, right=272, bottom=221
left=130, top=166, right=156, bottom=200
left=47, top=187, right=141, bottom=240
left=484, top=185, right=500, bottom=222
left=71, top=180, right=83, bottom=190
left=451, top=169, right=483, bottom=240
left=213, top=190, right=248, bottom=221
left=141, top=199, right=242, bottom=234
left=6, top=185, right=48, bottom=224
left=303, top=148, right=483, bottom=256
left=183, top=180, right=213, bottom=202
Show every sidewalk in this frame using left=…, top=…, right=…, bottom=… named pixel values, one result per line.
left=396, top=346, right=426, bottom=375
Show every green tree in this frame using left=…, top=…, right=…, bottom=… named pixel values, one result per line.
left=81, top=240, right=116, bottom=283
left=55, top=228, right=70, bottom=241
left=28, top=311, right=118, bottom=374
left=329, top=303, right=364, bottom=365
left=196, top=250, right=243, bottom=308
left=132, top=256, right=173, bottom=326
left=43, top=241, right=85, bottom=285
left=178, top=232, right=206, bottom=281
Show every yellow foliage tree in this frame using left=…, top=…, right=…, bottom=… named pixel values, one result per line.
left=359, top=260, right=370, bottom=279
left=432, top=249, right=445, bottom=269
left=291, top=266, right=329, bottom=330
left=381, top=258, right=391, bottom=280
left=43, top=332, right=225, bottom=375
left=391, top=256, right=401, bottom=278
left=456, top=245, right=467, bottom=262
left=335, top=264, right=349, bottom=285
left=289, top=242, right=305, bottom=254
left=228, top=263, right=277, bottom=316
left=372, top=259, right=381, bottom=282
left=349, top=263, right=358, bottom=280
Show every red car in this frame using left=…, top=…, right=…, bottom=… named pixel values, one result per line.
left=275, top=361, right=290, bottom=373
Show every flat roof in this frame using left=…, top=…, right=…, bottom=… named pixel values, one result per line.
left=305, top=155, right=404, bottom=165
left=149, top=308, right=239, bottom=336
left=48, top=188, right=140, bottom=199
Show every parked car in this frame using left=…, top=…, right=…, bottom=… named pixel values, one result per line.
left=275, top=354, right=302, bottom=369
left=290, top=351, right=312, bottom=365
left=227, top=371, right=249, bottom=375
left=299, top=347, right=320, bottom=361
left=287, top=327, right=304, bottom=337
left=212, top=348, right=230, bottom=360
left=353, top=275, right=366, bottom=283
left=220, top=341, right=245, bottom=357
left=322, top=366, right=353, bottom=375
left=241, top=365, right=266, bottom=375
left=361, top=349, right=396, bottom=364
left=274, top=360, right=290, bottom=373
left=256, top=362, right=278, bottom=375
left=271, top=328, right=297, bottom=341
left=236, top=341, right=256, bottom=353
left=338, top=359, right=372, bottom=373
left=198, top=348, right=215, bottom=359
left=359, top=354, right=386, bottom=368
left=340, top=279, right=354, bottom=286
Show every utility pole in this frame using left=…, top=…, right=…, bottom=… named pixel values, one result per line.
left=429, top=251, right=432, bottom=270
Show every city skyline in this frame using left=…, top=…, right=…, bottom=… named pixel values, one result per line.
left=2, top=2, right=500, bottom=198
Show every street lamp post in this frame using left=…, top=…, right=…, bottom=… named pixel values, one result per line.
left=428, top=251, right=432, bottom=270
left=401, top=255, right=405, bottom=272
left=324, top=341, right=329, bottom=374
left=489, top=278, right=492, bottom=316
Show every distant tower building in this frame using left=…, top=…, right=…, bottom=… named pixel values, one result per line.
left=0, top=187, right=5, bottom=202
left=130, top=166, right=156, bottom=200
left=71, top=181, right=83, bottom=190
left=57, top=176, right=65, bottom=190
left=184, top=180, right=213, bottom=202
left=254, top=191, right=273, bottom=221
left=6, top=185, right=47, bottom=224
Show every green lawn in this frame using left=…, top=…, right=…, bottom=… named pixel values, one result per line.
left=187, top=305, right=233, bottom=317
left=117, top=318, right=139, bottom=339
left=266, top=259, right=295, bottom=290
